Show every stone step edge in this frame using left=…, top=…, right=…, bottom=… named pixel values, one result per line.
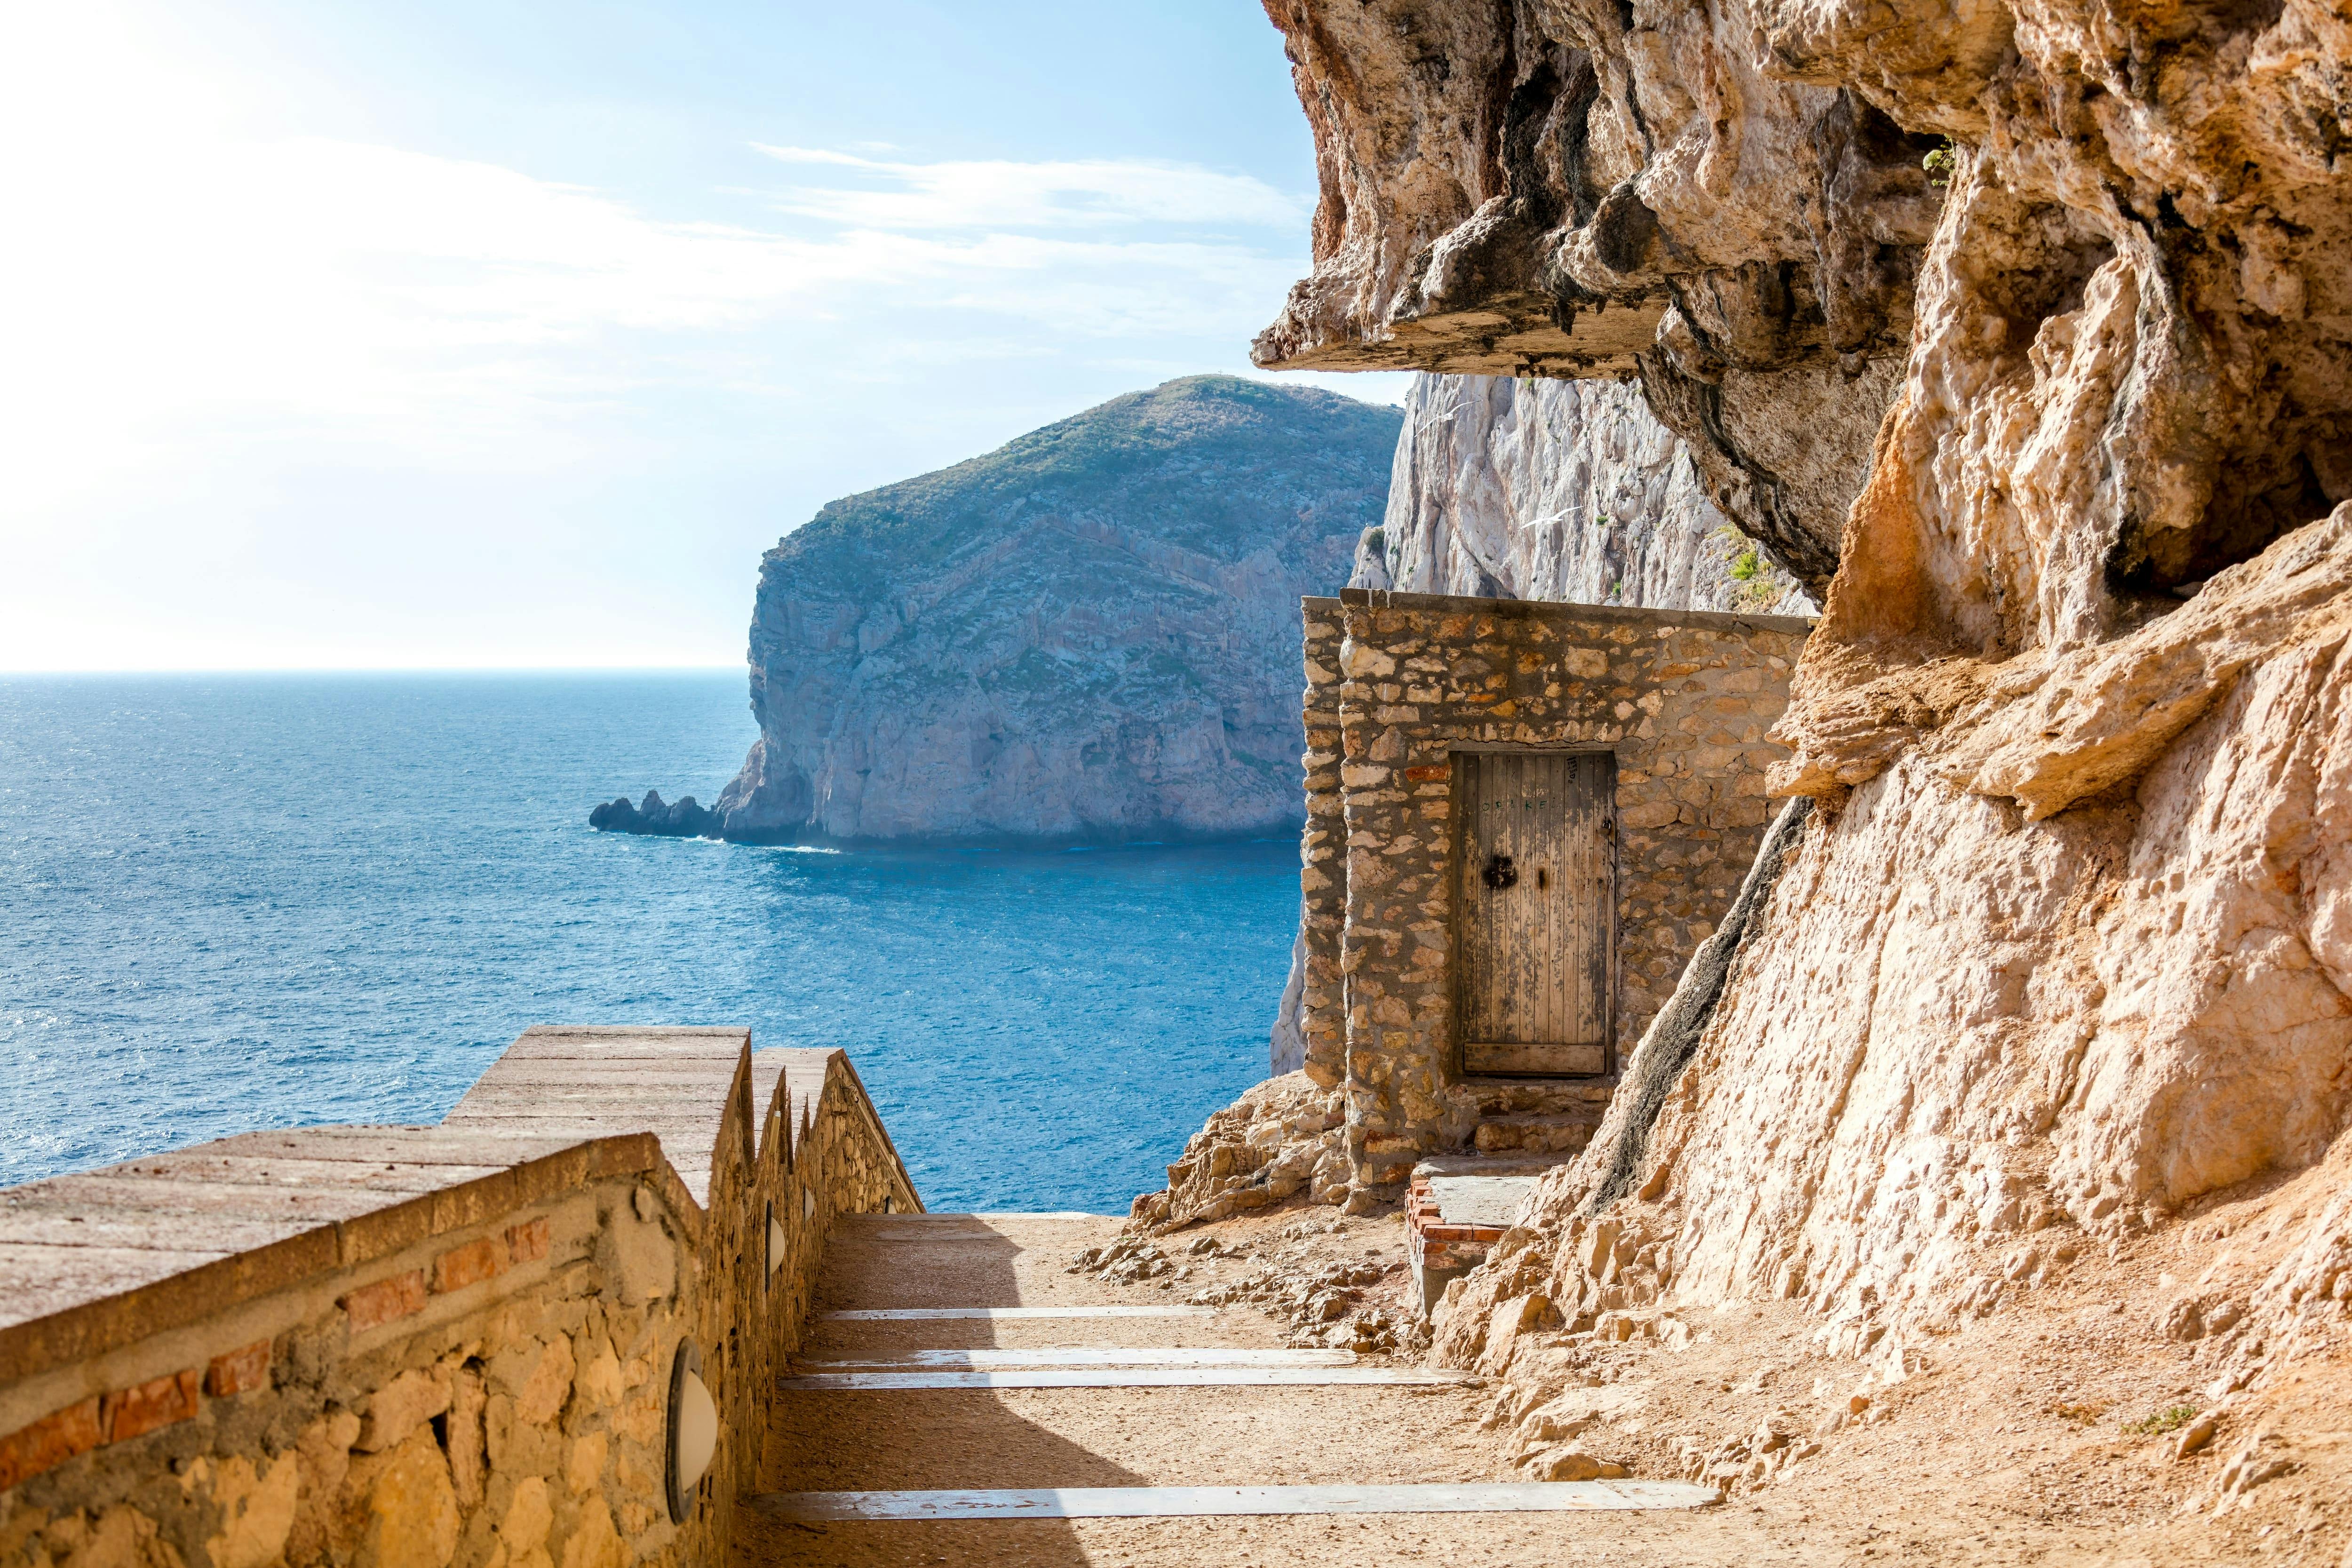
left=792, top=1349, right=1360, bottom=1369
left=1471, top=1110, right=1608, bottom=1127
left=775, top=1367, right=1470, bottom=1390
left=746, top=1481, right=1720, bottom=1520
left=820, top=1306, right=1217, bottom=1321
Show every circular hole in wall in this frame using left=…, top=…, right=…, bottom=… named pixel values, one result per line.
left=665, top=1339, right=718, bottom=1523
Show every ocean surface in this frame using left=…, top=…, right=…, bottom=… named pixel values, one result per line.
left=0, top=674, right=1298, bottom=1211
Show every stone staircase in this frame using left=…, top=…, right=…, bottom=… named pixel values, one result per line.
left=738, top=1211, right=1717, bottom=1563
left=1394, top=1077, right=1615, bottom=1315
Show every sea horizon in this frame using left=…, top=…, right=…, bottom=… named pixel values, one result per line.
left=0, top=670, right=1295, bottom=1210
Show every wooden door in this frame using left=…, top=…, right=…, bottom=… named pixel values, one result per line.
left=1456, top=751, right=1614, bottom=1076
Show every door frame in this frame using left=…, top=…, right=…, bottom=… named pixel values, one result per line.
left=1449, top=745, right=1619, bottom=1080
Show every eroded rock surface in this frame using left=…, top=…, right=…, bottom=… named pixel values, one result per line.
left=1649, top=519, right=2352, bottom=1316
left=1130, top=1072, right=1350, bottom=1232
left=1254, top=0, right=1946, bottom=592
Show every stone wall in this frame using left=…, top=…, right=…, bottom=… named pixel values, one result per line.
left=1324, top=590, right=1808, bottom=1199
left=1295, top=603, right=1349, bottom=1091
left=0, top=1031, right=917, bottom=1568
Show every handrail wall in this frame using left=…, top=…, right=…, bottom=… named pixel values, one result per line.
left=0, top=1027, right=920, bottom=1568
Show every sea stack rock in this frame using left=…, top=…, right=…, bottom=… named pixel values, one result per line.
left=588, top=790, right=723, bottom=839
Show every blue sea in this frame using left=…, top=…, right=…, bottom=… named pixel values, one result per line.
left=0, top=674, right=1296, bottom=1211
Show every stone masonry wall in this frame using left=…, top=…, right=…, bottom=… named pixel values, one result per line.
left=0, top=1039, right=916, bottom=1568
left=1296, top=601, right=1348, bottom=1091
left=1329, top=589, right=1808, bottom=1198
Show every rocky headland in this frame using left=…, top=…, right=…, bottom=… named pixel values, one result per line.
left=594, top=375, right=1398, bottom=845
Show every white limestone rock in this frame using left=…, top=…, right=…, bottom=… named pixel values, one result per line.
left=1357, top=374, right=1811, bottom=617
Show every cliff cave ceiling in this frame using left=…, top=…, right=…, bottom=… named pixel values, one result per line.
left=1251, top=0, right=2352, bottom=629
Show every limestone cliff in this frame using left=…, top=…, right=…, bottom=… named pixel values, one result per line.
left=706, top=376, right=1399, bottom=843
left=1222, top=0, right=2352, bottom=1390
left=1358, top=372, right=1810, bottom=615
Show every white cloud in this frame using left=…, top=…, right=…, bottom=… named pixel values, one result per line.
left=751, top=144, right=1304, bottom=230
left=0, top=2, right=1404, bottom=671
left=0, top=33, right=1310, bottom=501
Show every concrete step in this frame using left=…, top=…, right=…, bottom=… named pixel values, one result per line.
left=748, top=1481, right=1722, bottom=1520
left=1411, top=1153, right=1578, bottom=1179
left=797, top=1348, right=1361, bottom=1369
left=821, top=1305, right=1214, bottom=1321
left=776, top=1366, right=1469, bottom=1390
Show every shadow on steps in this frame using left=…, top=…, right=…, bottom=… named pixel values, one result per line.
left=743, top=1214, right=1128, bottom=1568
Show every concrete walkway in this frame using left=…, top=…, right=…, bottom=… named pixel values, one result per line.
left=735, top=1213, right=1718, bottom=1568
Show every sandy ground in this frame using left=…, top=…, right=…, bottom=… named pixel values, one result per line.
left=736, top=1207, right=2352, bottom=1567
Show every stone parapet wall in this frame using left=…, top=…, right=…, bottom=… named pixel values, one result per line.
left=1329, top=589, right=1808, bottom=1194
left=0, top=1031, right=917, bottom=1568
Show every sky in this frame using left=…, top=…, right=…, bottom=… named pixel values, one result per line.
left=0, top=0, right=1410, bottom=670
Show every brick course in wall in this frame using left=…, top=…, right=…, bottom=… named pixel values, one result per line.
left=1300, top=589, right=1809, bottom=1200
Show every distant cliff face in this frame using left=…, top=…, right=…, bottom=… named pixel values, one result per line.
left=712, top=376, right=1400, bottom=843
left=1353, top=374, right=1812, bottom=615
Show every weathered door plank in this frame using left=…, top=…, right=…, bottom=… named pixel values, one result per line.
left=1459, top=751, right=1614, bottom=1076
